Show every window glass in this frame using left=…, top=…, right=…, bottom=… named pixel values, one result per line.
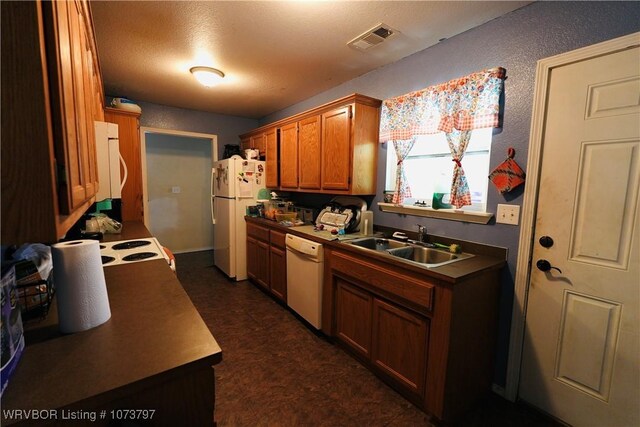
left=385, top=128, right=492, bottom=211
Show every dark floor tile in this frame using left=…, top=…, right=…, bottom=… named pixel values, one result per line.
left=175, top=250, right=560, bottom=427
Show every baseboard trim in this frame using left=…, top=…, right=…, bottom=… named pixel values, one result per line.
left=492, top=383, right=506, bottom=398
left=173, top=246, right=214, bottom=254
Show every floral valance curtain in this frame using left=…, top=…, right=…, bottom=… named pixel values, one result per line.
left=380, top=67, right=506, bottom=206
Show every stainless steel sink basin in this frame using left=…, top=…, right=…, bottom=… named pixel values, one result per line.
left=387, top=246, right=472, bottom=267
left=347, top=237, right=410, bottom=251
left=345, top=237, right=473, bottom=268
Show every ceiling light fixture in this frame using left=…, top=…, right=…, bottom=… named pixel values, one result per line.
left=190, top=66, right=225, bottom=87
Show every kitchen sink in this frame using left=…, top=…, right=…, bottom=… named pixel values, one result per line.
left=347, top=237, right=410, bottom=251
left=387, top=246, right=472, bottom=267
left=344, top=237, right=473, bottom=268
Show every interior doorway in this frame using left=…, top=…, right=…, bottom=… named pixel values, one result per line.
left=141, top=127, right=217, bottom=253
left=505, top=32, right=639, bottom=425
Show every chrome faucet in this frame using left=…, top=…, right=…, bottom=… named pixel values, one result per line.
left=417, top=224, right=428, bottom=243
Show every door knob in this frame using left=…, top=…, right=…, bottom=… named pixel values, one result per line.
left=539, top=235, right=554, bottom=248
left=536, top=259, right=562, bottom=274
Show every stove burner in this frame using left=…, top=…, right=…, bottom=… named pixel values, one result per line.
left=102, top=255, right=115, bottom=265
left=122, top=252, right=157, bottom=262
left=100, top=245, right=106, bottom=250
left=112, top=240, right=152, bottom=251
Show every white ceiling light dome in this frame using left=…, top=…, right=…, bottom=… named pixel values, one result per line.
left=190, top=66, right=225, bottom=87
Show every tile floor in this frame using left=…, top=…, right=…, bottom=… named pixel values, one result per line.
left=175, top=250, right=561, bottom=427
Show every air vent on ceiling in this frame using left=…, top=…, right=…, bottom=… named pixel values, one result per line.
left=347, top=23, right=397, bottom=51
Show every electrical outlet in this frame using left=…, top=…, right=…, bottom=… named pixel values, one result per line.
left=171, top=186, right=181, bottom=194
left=496, top=204, right=520, bottom=225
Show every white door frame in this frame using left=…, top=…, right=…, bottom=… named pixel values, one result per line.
left=505, top=31, right=640, bottom=402
left=140, top=126, right=218, bottom=229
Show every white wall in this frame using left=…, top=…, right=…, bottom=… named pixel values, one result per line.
left=145, top=133, right=213, bottom=253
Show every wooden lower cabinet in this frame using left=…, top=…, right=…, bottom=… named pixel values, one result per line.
left=335, top=279, right=372, bottom=359
left=334, top=276, right=428, bottom=402
left=371, top=297, right=428, bottom=398
left=324, top=247, right=501, bottom=422
left=247, top=235, right=269, bottom=290
left=269, top=228, right=287, bottom=302
left=246, top=220, right=287, bottom=303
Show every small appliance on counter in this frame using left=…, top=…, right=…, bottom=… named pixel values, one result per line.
left=293, top=206, right=318, bottom=224
left=315, top=196, right=367, bottom=233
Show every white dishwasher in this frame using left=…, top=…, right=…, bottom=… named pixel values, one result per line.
left=285, top=234, right=324, bottom=329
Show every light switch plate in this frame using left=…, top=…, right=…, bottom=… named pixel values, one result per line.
left=171, top=186, right=181, bottom=194
left=496, top=204, right=520, bottom=225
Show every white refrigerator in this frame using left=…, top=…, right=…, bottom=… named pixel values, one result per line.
left=211, top=155, right=266, bottom=280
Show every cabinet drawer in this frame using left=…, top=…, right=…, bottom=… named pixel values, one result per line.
left=270, top=229, right=286, bottom=249
left=247, top=222, right=270, bottom=242
left=330, top=251, right=434, bottom=312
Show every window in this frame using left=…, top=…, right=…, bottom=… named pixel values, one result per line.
left=385, top=128, right=492, bottom=212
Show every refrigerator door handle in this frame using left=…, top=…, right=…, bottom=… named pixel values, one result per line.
left=211, top=167, right=216, bottom=197
left=211, top=196, right=216, bottom=225
left=119, top=152, right=128, bottom=191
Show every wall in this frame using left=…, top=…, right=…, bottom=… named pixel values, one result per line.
left=106, top=97, right=259, bottom=160
left=146, top=133, right=213, bottom=253
left=260, top=1, right=640, bottom=386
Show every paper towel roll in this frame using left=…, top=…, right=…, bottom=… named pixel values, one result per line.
left=51, top=240, right=111, bottom=333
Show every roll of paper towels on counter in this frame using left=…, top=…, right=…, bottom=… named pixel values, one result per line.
left=361, top=210, right=374, bottom=236
left=51, top=240, right=111, bottom=333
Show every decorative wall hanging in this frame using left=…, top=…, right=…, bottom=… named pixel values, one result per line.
left=379, top=67, right=506, bottom=206
left=489, top=147, right=526, bottom=193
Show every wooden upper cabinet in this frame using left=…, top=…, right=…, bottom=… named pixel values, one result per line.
left=104, top=108, right=143, bottom=222
left=250, top=134, right=266, bottom=158
left=279, top=122, right=298, bottom=189
left=1, top=0, right=106, bottom=244
left=298, top=115, right=322, bottom=190
left=264, top=128, right=278, bottom=188
left=240, top=136, right=251, bottom=152
left=238, top=94, right=381, bottom=194
left=321, top=106, right=351, bottom=191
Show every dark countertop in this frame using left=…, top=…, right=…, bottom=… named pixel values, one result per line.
left=1, top=222, right=222, bottom=422
left=245, top=216, right=506, bottom=283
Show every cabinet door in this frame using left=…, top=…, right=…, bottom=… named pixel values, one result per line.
left=247, top=236, right=259, bottom=281
left=264, top=128, right=278, bottom=188
left=372, top=298, right=428, bottom=397
left=335, top=279, right=373, bottom=359
left=240, top=136, right=251, bottom=152
left=279, top=122, right=298, bottom=189
left=269, top=245, right=287, bottom=303
left=247, top=236, right=269, bottom=290
left=250, top=134, right=265, bottom=158
left=321, top=106, right=352, bottom=191
left=78, top=4, right=99, bottom=199
left=51, top=0, right=93, bottom=211
left=104, top=109, right=143, bottom=221
left=298, top=115, right=321, bottom=189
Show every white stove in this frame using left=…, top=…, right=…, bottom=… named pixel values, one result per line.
left=100, top=238, right=170, bottom=267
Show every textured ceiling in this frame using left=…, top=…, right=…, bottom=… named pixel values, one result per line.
left=91, top=1, right=530, bottom=119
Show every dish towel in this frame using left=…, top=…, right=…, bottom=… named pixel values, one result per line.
left=489, top=148, right=526, bottom=193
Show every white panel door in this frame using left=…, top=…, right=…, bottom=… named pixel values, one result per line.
left=520, top=44, right=640, bottom=426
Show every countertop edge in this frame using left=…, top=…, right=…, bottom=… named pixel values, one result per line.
left=245, top=216, right=506, bottom=282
